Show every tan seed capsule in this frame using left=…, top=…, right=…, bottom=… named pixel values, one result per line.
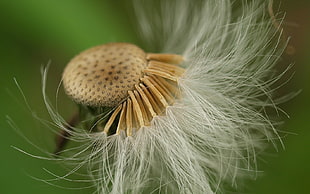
left=63, top=43, right=147, bottom=107
left=62, top=42, right=184, bottom=136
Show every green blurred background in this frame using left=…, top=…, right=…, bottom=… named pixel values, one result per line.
left=0, top=0, right=309, bottom=193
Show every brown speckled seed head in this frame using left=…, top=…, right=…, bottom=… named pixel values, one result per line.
left=62, top=43, right=147, bottom=107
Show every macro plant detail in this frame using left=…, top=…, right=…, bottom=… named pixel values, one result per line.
left=26, top=0, right=290, bottom=193
left=62, top=42, right=184, bottom=137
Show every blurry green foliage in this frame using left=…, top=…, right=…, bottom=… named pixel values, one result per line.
left=0, top=0, right=308, bottom=193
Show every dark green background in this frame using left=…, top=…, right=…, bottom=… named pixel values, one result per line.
left=0, top=0, right=309, bottom=193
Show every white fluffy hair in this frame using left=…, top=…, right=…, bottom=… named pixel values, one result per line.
left=39, top=0, right=287, bottom=193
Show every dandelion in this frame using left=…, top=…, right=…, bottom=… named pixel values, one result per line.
left=38, top=0, right=288, bottom=193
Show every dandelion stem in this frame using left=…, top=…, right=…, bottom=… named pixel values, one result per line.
left=54, top=111, right=80, bottom=155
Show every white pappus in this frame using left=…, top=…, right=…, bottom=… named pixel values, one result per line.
left=36, top=0, right=289, bottom=193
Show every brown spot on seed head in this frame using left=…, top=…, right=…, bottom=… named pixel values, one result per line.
left=62, top=43, right=147, bottom=107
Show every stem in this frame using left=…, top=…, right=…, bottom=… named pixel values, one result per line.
left=54, top=112, right=80, bottom=155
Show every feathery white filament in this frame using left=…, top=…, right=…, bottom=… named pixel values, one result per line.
left=40, top=0, right=287, bottom=193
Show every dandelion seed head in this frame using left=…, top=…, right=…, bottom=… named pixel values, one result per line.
left=62, top=41, right=185, bottom=137
left=30, top=0, right=290, bottom=193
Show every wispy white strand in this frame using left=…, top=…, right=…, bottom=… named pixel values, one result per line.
left=32, top=0, right=288, bottom=193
